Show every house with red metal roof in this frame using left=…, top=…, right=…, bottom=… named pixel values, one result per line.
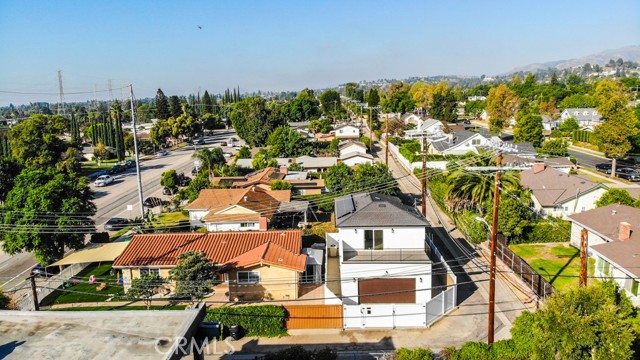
left=112, top=230, right=307, bottom=301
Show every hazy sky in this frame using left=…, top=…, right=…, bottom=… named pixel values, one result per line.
left=1, top=0, right=638, bottom=105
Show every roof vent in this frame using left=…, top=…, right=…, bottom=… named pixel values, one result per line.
left=244, top=196, right=248, bottom=202
left=378, top=204, right=386, bottom=208
left=278, top=258, right=284, bottom=262
left=612, top=210, right=617, bottom=216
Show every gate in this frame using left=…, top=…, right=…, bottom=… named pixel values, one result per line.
left=284, top=305, right=342, bottom=329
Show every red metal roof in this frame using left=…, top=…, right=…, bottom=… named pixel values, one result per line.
left=113, top=230, right=302, bottom=267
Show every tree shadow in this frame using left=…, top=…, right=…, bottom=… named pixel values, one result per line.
left=0, top=340, right=25, bottom=358
left=548, top=251, right=580, bottom=286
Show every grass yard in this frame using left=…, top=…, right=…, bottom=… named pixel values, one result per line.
left=50, top=305, right=186, bottom=311
left=156, top=211, right=189, bottom=223
left=40, top=262, right=125, bottom=306
left=510, top=242, right=595, bottom=292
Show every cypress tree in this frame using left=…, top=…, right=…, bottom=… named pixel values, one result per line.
left=203, top=91, right=213, bottom=114
left=90, top=117, right=97, bottom=145
left=156, top=88, right=170, bottom=120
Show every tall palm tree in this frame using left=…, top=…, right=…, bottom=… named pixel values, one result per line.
left=445, top=170, right=521, bottom=214
left=191, top=148, right=225, bottom=180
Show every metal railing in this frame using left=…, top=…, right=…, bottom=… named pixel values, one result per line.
left=342, top=248, right=430, bottom=263
left=15, top=263, right=90, bottom=311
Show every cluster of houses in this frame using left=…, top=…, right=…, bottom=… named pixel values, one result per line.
left=479, top=107, right=604, bottom=131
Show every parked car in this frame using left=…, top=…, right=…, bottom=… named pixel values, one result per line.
left=177, top=173, right=192, bottom=186
left=156, top=149, right=169, bottom=157
left=162, top=187, right=173, bottom=195
left=143, top=197, right=166, bottom=207
left=104, top=217, right=130, bottom=231
left=194, top=138, right=205, bottom=145
left=595, top=163, right=612, bottom=174
left=87, top=169, right=108, bottom=180
left=125, top=160, right=138, bottom=169
left=616, top=167, right=640, bottom=182
left=108, top=165, right=125, bottom=175
left=94, top=175, right=114, bottom=187
left=224, top=152, right=232, bottom=158
left=31, top=265, right=61, bottom=278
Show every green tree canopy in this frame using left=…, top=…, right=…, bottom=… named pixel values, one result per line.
left=127, top=274, right=165, bottom=310
left=270, top=180, right=292, bottom=190
left=192, top=148, right=226, bottom=180
left=230, top=97, right=284, bottom=147
left=486, top=84, right=519, bottom=131
left=155, top=89, right=170, bottom=120
left=514, top=113, right=544, bottom=147
left=266, top=126, right=311, bottom=158
left=160, top=169, right=179, bottom=193
left=0, top=157, right=21, bottom=204
left=319, top=90, right=343, bottom=118
left=558, top=117, right=580, bottom=133
left=538, top=139, right=568, bottom=156
left=596, top=188, right=637, bottom=207
left=168, top=95, right=182, bottom=119
left=236, top=146, right=251, bottom=159
left=169, top=251, right=218, bottom=302
left=9, top=114, right=68, bottom=168
left=2, top=168, right=96, bottom=264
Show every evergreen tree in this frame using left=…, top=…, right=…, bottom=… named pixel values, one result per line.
left=169, top=95, right=182, bottom=118
left=202, top=90, right=213, bottom=114
left=155, top=89, right=170, bottom=120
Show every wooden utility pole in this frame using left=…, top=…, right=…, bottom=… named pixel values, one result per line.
left=421, top=134, right=428, bottom=217
left=488, top=152, right=502, bottom=345
left=385, top=117, right=389, bottom=165
left=369, top=107, right=373, bottom=153
left=580, top=229, right=588, bottom=287
left=28, top=275, right=39, bottom=311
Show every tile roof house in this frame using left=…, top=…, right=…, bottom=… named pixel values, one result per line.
left=520, top=164, right=608, bottom=218
left=113, top=230, right=308, bottom=301
left=184, top=187, right=291, bottom=231
left=568, top=205, right=640, bottom=306
left=214, top=166, right=325, bottom=195
left=560, top=108, right=603, bottom=130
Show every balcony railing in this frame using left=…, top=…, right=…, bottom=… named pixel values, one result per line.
left=342, top=248, right=430, bottom=263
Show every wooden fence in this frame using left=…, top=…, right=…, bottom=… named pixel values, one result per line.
left=284, top=305, right=343, bottom=329
left=495, top=238, right=554, bottom=299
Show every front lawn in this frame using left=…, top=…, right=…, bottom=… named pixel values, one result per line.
left=41, top=262, right=125, bottom=305
left=510, top=243, right=595, bottom=292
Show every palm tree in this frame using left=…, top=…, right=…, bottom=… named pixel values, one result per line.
left=191, top=148, right=225, bottom=180
left=445, top=170, right=521, bottom=214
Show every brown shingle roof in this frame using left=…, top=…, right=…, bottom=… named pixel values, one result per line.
left=224, top=241, right=307, bottom=272
left=185, top=188, right=291, bottom=221
left=569, top=204, right=640, bottom=277
left=520, top=166, right=604, bottom=206
left=113, top=230, right=303, bottom=267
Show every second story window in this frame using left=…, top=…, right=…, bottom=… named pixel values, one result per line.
left=364, top=229, right=384, bottom=250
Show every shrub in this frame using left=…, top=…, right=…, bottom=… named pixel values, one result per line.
left=455, top=211, right=489, bottom=244
left=205, top=305, right=287, bottom=337
left=519, top=218, right=570, bottom=244
left=395, top=347, right=433, bottom=360
left=359, top=136, right=371, bottom=147
left=399, top=140, right=422, bottom=162
left=264, top=345, right=337, bottom=360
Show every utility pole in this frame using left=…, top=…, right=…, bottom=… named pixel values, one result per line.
left=421, top=133, right=428, bottom=217
left=488, top=152, right=502, bottom=345
left=28, top=275, right=39, bottom=311
left=385, top=117, right=389, bottom=165
left=580, top=229, right=588, bottom=287
left=369, top=107, right=373, bottom=153
left=57, top=70, right=66, bottom=117
left=129, top=85, right=145, bottom=218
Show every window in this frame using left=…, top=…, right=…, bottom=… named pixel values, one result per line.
left=472, top=139, right=481, bottom=146
left=240, top=222, right=255, bottom=228
left=237, top=271, right=260, bottom=284
left=140, top=268, right=160, bottom=277
left=339, top=130, right=343, bottom=134
left=632, top=280, right=639, bottom=297
left=597, top=258, right=612, bottom=276
left=364, top=230, right=384, bottom=250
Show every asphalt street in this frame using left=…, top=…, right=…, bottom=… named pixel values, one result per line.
left=0, top=129, right=239, bottom=292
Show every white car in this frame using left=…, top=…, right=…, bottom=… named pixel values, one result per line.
left=94, top=175, right=114, bottom=187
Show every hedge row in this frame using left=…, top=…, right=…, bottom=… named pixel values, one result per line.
left=205, top=305, right=287, bottom=337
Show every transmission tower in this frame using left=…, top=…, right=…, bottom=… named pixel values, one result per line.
left=57, top=70, right=66, bottom=116
left=108, top=79, right=113, bottom=102
left=92, top=84, right=99, bottom=112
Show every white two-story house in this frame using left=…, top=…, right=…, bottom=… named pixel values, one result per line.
left=326, top=193, right=455, bottom=328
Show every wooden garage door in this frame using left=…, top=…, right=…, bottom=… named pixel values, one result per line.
left=284, top=305, right=343, bottom=329
left=359, top=278, right=416, bottom=304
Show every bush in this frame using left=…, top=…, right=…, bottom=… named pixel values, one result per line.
left=359, top=136, right=371, bottom=147
left=518, top=218, right=570, bottom=244
left=538, top=139, right=568, bottom=156
left=395, top=347, right=433, bottom=360
left=455, top=211, right=489, bottom=244
left=90, top=232, right=110, bottom=243
left=205, top=305, right=287, bottom=337
left=399, top=140, right=422, bottom=162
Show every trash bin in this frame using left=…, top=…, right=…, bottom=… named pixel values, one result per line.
left=197, top=322, right=221, bottom=340
left=228, top=325, right=243, bottom=340
left=329, top=244, right=338, bottom=257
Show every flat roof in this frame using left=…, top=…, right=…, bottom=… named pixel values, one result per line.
left=0, top=308, right=205, bottom=360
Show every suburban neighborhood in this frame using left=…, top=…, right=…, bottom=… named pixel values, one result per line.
left=1, top=1, right=640, bottom=360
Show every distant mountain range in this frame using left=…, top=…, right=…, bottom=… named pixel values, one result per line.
left=503, top=45, right=640, bottom=75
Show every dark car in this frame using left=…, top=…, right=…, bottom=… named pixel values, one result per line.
left=194, top=138, right=205, bottom=145
left=104, top=217, right=129, bottom=231
left=178, top=173, right=192, bottom=186
left=87, top=169, right=108, bottom=180
left=616, top=167, right=640, bottom=182
left=162, top=186, right=173, bottom=195
left=31, top=265, right=61, bottom=278
left=595, top=163, right=612, bottom=174
left=125, top=160, right=138, bottom=169
left=143, top=196, right=166, bottom=207
left=108, top=165, right=125, bottom=175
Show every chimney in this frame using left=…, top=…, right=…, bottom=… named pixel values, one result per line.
left=244, top=196, right=248, bottom=202
left=619, top=222, right=632, bottom=241
left=259, top=217, right=268, bottom=231
left=279, top=165, right=288, bottom=175
left=251, top=186, right=256, bottom=192
left=533, top=163, right=546, bottom=174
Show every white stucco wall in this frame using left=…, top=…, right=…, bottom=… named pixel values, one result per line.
left=337, top=227, right=426, bottom=251
left=340, top=144, right=366, bottom=156
left=206, top=222, right=259, bottom=232
left=335, top=126, right=360, bottom=139
left=569, top=223, right=607, bottom=249
left=534, top=188, right=607, bottom=219
left=342, top=156, right=373, bottom=167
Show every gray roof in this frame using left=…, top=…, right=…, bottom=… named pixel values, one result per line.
left=295, top=156, right=338, bottom=169
left=562, top=108, right=602, bottom=122
left=569, top=204, right=640, bottom=277
left=340, top=151, right=374, bottom=160
left=520, top=166, right=605, bottom=206
left=430, top=130, right=480, bottom=153
left=335, top=192, right=430, bottom=227
left=417, top=119, right=442, bottom=131
left=288, top=121, right=311, bottom=128
left=277, top=200, right=309, bottom=213
left=339, top=140, right=367, bottom=150
left=235, top=157, right=291, bottom=169
left=511, top=142, right=537, bottom=156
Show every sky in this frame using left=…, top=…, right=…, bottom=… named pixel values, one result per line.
left=0, top=0, right=638, bottom=106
